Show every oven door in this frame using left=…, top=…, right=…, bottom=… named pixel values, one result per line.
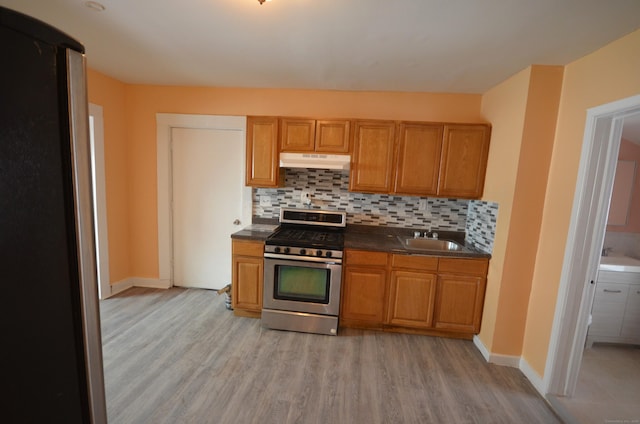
left=263, top=255, right=342, bottom=316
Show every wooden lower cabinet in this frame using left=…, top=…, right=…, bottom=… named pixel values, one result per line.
left=231, top=239, right=264, bottom=317
left=434, top=258, right=488, bottom=333
left=387, top=270, right=436, bottom=328
left=341, top=250, right=488, bottom=338
left=340, top=249, right=389, bottom=325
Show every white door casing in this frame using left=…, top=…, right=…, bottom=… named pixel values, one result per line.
left=171, top=127, right=244, bottom=289
left=156, top=114, right=250, bottom=288
left=545, top=95, right=640, bottom=397
left=88, top=103, right=111, bottom=299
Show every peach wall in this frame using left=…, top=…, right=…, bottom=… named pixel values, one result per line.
left=523, top=29, right=640, bottom=377
left=125, top=86, right=484, bottom=278
left=491, top=66, right=563, bottom=355
left=86, top=69, right=130, bottom=283
left=607, top=139, right=640, bottom=233
left=479, top=66, right=563, bottom=356
left=478, top=67, right=531, bottom=351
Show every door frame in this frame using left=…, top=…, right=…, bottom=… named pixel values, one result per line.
left=156, top=114, right=250, bottom=287
left=89, top=103, right=111, bottom=299
left=545, top=95, right=640, bottom=397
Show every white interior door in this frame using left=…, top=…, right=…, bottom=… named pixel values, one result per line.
left=171, top=127, right=244, bottom=290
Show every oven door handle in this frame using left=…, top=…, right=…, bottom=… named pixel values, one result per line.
left=264, top=253, right=342, bottom=265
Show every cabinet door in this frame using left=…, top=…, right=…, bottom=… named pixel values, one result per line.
left=232, top=255, right=263, bottom=312
left=434, top=274, right=486, bottom=333
left=341, top=265, right=388, bottom=324
left=246, top=116, right=282, bottom=187
left=387, top=270, right=436, bottom=328
left=349, top=120, right=396, bottom=193
left=621, top=284, right=640, bottom=338
left=315, top=120, right=350, bottom=153
left=280, top=118, right=316, bottom=152
left=394, top=123, right=443, bottom=196
left=590, top=282, right=628, bottom=337
left=438, top=124, right=490, bottom=199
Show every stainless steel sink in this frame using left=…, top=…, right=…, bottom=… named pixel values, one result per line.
left=397, top=236, right=463, bottom=251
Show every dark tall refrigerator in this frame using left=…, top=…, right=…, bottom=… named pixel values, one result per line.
left=0, top=7, right=107, bottom=423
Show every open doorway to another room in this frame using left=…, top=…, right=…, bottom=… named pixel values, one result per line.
left=546, top=101, right=640, bottom=423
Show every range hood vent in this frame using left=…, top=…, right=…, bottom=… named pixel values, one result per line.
left=279, top=152, right=351, bottom=170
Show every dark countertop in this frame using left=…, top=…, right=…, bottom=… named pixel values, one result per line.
left=230, top=223, right=278, bottom=242
left=232, top=222, right=491, bottom=259
left=344, top=225, right=491, bottom=259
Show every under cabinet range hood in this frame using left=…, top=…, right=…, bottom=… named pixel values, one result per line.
left=279, top=152, right=351, bottom=170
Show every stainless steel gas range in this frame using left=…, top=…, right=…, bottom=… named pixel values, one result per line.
left=262, top=208, right=347, bottom=336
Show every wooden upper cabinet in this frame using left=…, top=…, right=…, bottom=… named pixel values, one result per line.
left=438, top=124, right=490, bottom=199
left=393, top=123, right=443, bottom=196
left=246, top=116, right=283, bottom=187
left=280, top=118, right=350, bottom=153
left=349, top=120, right=396, bottom=193
left=280, top=118, right=316, bottom=152
left=315, top=120, right=350, bottom=153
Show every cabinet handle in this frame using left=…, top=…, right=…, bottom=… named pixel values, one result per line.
left=603, top=289, right=622, bottom=293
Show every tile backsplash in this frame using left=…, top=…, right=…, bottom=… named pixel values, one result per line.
left=253, top=168, right=498, bottom=253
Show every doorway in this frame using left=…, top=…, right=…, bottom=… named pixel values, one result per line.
left=156, top=114, right=251, bottom=288
left=88, top=103, right=111, bottom=299
left=545, top=95, right=640, bottom=401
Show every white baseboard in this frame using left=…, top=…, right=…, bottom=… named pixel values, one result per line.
left=472, top=335, right=545, bottom=396
left=109, top=277, right=171, bottom=296
left=473, top=335, right=491, bottom=361
left=110, top=278, right=134, bottom=296
left=473, top=335, right=520, bottom=367
left=519, top=357, right=546, bottom=396
left=130, top=277, right=171, bottom=289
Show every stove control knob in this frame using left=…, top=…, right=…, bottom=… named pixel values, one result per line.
left=274, top=246, right=281, bottom=254
left=283, top=247, right=290, bottom=254
left=316, top=250, right=323, bottom=257
left=300, top=248, right=307, bottom=255
left=326, top=251, right=333, bottom=258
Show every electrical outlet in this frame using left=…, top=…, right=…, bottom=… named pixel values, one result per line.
left=419, top=198, right=428, bottom=211
left=259, top=196, right=271, bottom=207
left=301, top=190, right=311, bottom=205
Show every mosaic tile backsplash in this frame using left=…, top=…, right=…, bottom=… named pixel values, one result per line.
left=253, top=168, right=498, bottom=253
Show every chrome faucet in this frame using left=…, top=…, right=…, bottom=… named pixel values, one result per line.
left=424, top=230, right=439, bottom=239
left=602, top=247, right=613, bottom=257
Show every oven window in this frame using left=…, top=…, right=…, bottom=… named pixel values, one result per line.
left=274, top=265, right=330, bottom=303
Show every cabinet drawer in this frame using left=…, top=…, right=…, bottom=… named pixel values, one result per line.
left=593, top=282, right=628, bottom=305
left=391, top=254, right=438, bottom=271
left=232, top=240, right=264, bottom=257
left=345, top=249, right=388, bottom=266
left=438, top=258, right=488, bottom=275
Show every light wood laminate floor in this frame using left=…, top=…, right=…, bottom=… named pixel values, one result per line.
left=553, top=344, right=640, bottom=424
left=100, top=287, right=562, bottom=424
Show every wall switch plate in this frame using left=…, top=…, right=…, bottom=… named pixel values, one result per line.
left=419, top=198, right=428, bottom=211
left=260, top=196, right=271, bottom=207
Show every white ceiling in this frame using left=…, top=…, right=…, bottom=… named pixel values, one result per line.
left=1, top=0, right=639, bottom=94
left=2, top=0, right=640, bottom=142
